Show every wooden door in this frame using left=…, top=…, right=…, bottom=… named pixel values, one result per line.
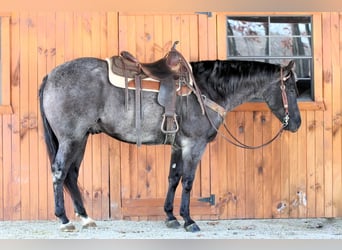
left=116, top=13, right=219, bottom=220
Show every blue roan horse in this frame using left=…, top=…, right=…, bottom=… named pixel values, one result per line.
left=39, top=56, right=301, bottom=232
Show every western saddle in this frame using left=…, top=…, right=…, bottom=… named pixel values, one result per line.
left=109, top=41, right=204, bottom=146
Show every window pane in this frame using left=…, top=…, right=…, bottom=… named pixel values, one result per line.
left=270, top=37, right=312, bottom=57
left=228, top=37, right=268, bottom=57
left=227, top=17, right=268, bottom=37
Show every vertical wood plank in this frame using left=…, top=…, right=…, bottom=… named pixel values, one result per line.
left=216, top=14, right=228, bottom=60
left=288, top=128, right=299, bottom=218
left=226, top=113, right=237, bottom=218
left=315, top=111, right=325, bottom=217
left=331, top=12, right=342, bottom=217
left=244, top=111, right=255, bottom=218
left=297, top=112, right=307, bottom=217
left=271, top=114, right=282, bottom=218
left=280, top=130, right=290, bottom=218
left=0, top=115, right=3, bottom=219
left=312, top=13, right=323, bottom=103
left=171, top=15, right=181, bottom=50
left=216, top=123, right=228, bottom=218
left=322, top=12, right=333, bottom=217
left=19, top=12, right=30, bottom=220
left=28, top=12, right=39, bottom=220
left=306, top=111, right=316, bottom=217
left=235, top=112, right=246, bottom=218
left=4, top=13, right=20, bottom=220
left=63, top=12, right=74, bottom=61
left=311, top=12, right=323, bottom=218
left=262, top=112, right=272, bottom=218
left=55, top=12, right=65, bottom=66
left=0, top=16, right=11, bottom=107
left=189, top=15, right=199, bottom=61
left=254, top=112, right=264, bottom=218
left=37, top=12, right=49, bottom=220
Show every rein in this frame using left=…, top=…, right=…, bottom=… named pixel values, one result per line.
left=203, top=67, right=290, bottom=150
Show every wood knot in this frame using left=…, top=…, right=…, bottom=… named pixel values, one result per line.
left=257, top=166, right=263, bottom=175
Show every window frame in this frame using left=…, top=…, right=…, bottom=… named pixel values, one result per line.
left=216, top=12, right=325, bottom=111
left=0, top=15, right=12, bottom=114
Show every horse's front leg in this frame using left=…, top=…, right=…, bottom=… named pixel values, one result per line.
left=164, top=147, right=183, bottom=229
left=180, top=165, right=200, bottom=232
left=179, top=141, right=207, bottom=232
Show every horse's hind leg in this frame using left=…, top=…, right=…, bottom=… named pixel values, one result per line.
left=164, top=147, right=183, bottom=229
left=63, top=139, right=96, bottom=229
left=51, top=139, right=87, bottom=231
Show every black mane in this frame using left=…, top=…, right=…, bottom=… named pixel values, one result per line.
left=191, top=60, right=281, bottom=100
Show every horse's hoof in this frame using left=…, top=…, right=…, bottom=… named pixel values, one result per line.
left=165, top=219, right=181, bottom=229
left=79, top=216, right=97, bottom=229
left=60, top=222, right=76, bottom=232
left=185, top=223, right=201, bottom=232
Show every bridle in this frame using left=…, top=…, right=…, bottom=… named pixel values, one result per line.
left=203, top=67, right=290, bottom=149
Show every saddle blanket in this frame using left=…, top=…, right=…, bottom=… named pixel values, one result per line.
left=105, top=57, right=193, bottom=95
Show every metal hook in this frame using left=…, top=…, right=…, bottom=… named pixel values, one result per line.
left=282, top=113, right=290, bottom=128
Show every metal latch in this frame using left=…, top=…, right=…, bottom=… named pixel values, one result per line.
left=198, top=194, right=215, bottom=205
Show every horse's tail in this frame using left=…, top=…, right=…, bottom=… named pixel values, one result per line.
left=39, top=75, right=58, bottom=164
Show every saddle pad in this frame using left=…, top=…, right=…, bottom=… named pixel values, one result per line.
left=106, top=57, right=159, bottom=92
left=105, top=57, right=193, bottom=95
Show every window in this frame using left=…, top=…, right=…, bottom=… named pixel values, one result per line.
left=0, top=15, right=12, bottom=113
left=226, top=16, right=313, bottom=101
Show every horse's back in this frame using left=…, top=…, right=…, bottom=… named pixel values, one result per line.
left=41, top=58, right=113, bottom=137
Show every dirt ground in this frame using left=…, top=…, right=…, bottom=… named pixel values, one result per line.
left=0, top=218, right=341, bottom=239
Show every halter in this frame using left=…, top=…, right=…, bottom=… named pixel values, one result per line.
left=204, top=67, right=290, bottom=149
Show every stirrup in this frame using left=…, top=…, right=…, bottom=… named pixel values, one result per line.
left=161, top=114, right=179, bottom=134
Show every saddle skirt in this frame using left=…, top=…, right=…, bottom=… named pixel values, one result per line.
left=105, top=56, right=193, bottom=96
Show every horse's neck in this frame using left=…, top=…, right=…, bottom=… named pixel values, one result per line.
left=223, top=77, right=273, bottom=112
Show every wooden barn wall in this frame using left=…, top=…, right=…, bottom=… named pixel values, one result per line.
left=0, top=12, right=341, bottom=221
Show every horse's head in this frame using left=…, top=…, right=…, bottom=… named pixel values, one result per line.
left=263, top=61, right=301, bottom=132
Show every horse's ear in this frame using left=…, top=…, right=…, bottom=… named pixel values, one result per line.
left=283, top=60, right=295, bottom=81
left=286, top=60, right=295, bottom=70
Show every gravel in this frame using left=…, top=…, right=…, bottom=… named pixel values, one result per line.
left=0, top=218, right=341, bottom=239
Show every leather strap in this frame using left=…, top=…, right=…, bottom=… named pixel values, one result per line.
left=202, top=95, right=227, bottom=118
left=135, top=75, right=142, bottom=146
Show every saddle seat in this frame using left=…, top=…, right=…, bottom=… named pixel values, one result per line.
left=120, top=47, right=185, bottom=81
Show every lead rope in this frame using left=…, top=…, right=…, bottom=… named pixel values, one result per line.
left=205, top=67, right=289, bottom=149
